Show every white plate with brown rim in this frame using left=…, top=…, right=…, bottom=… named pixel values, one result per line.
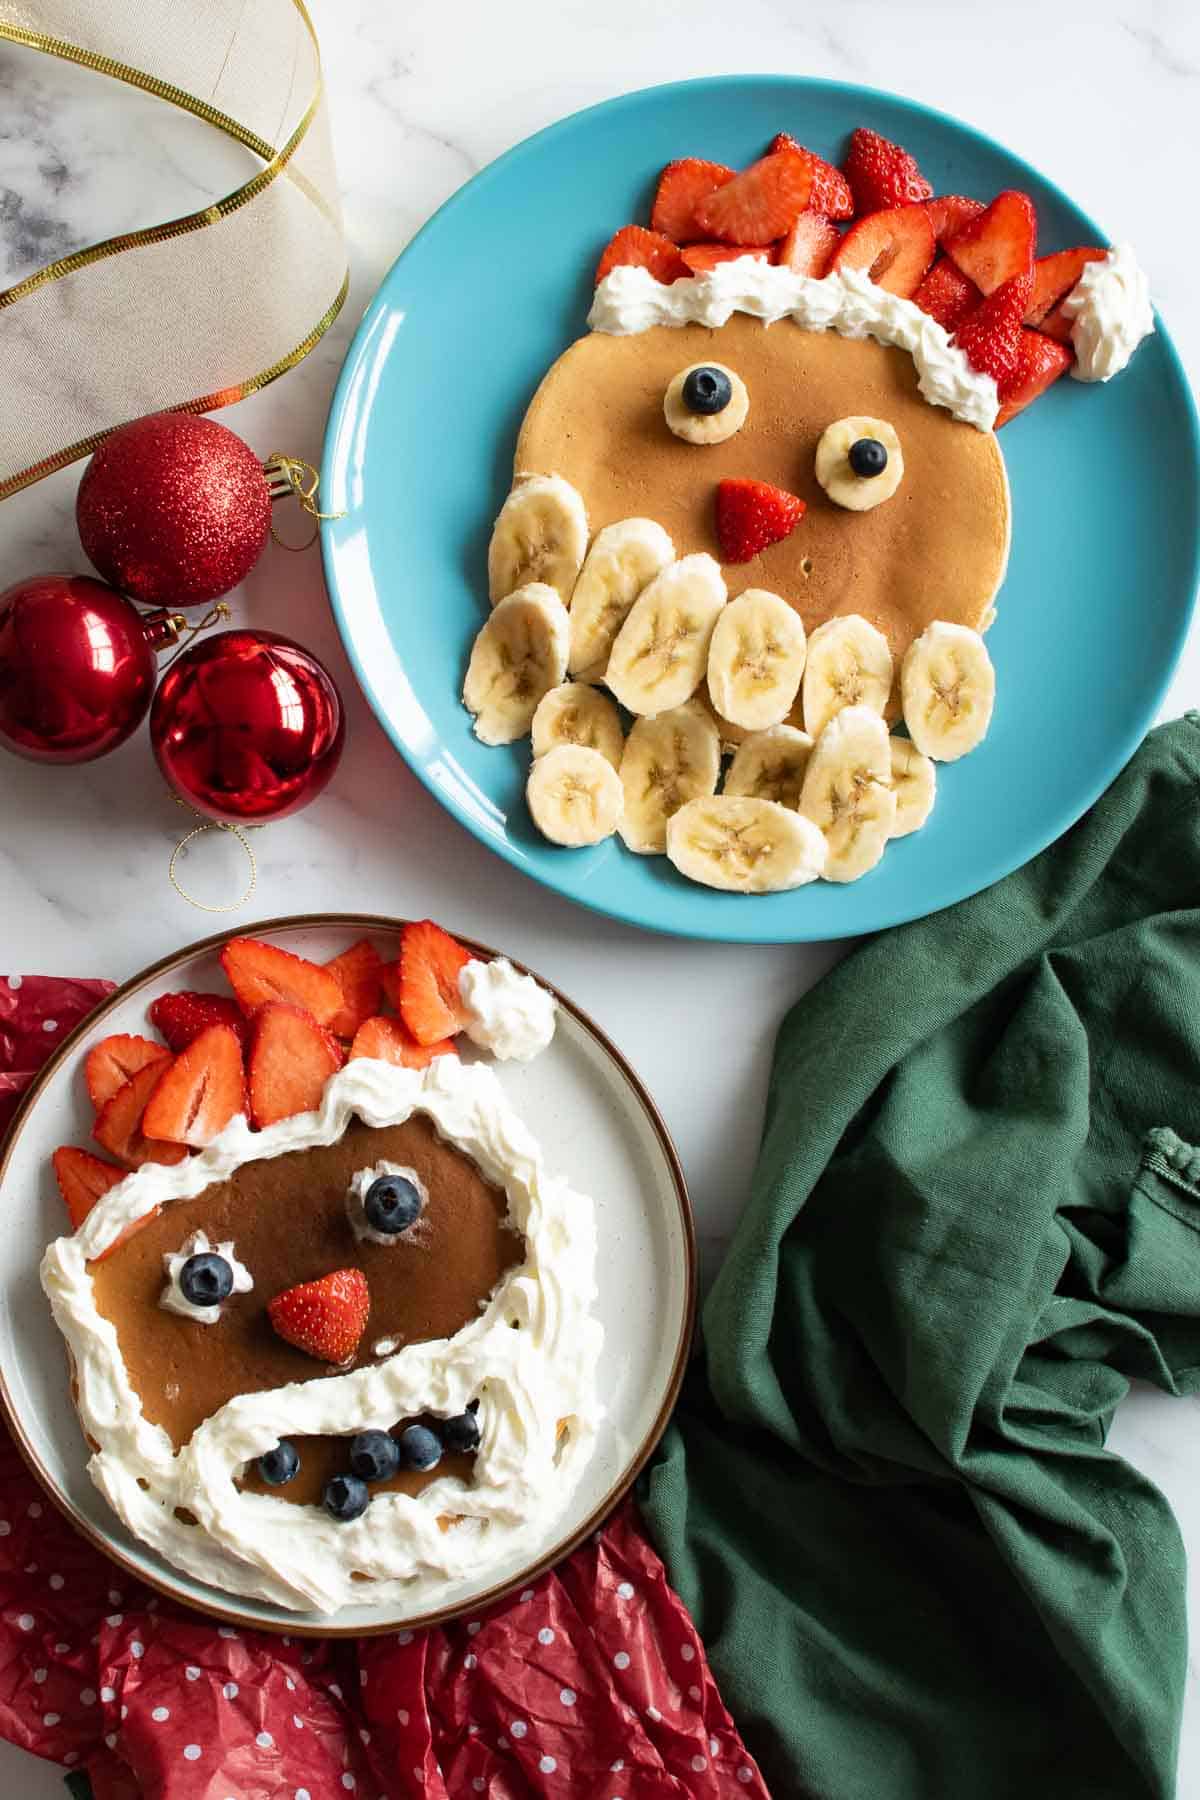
left=0, top=914, right=695, bottom=1635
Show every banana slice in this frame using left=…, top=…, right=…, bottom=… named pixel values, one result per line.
left=889, top=736, right=937, bottom=837
left=667, top=797, right=827, bottom=894
left=901, top=621, right=995, bottom=761
left=799, top=704, right=896, bottom=882
left=618, top=701, right=721, bottom=855
left=527, top=744, right=623, bottom=847
left=814, top=416, right=904, bottom=511
left=703, top=681, right=805, bottom=754
left=531, top=682, right=624, bottom=769
left=725, top=725, right=815, bottom=810
left=802, top=613, right=893, bottom=740
left=706, top=588, right=807, bottom=732
left=663, top=362, right=749, bottom=446
left=606, top=554, right=727, bottom=717
left=568, top=517, right=675, bottom=676
left=488, top=474, right=588, bottom=606
left=462, top=584, right=569, bottom=746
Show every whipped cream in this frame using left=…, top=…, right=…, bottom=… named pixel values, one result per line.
left=345, top=1161, right=428, bottom=1246
left=588, top=259, right=1000, bottom=431
left=459, top=958, right=556, bottom=1062
left=1061, top=243, right=1154, bottom=382
left=42, top=1056, right=601, bottom=1614
left=160, top=1231, right=253, bottom=1325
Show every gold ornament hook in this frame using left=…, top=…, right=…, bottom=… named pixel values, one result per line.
left=158, top=600, right=232, bottom=670
left=263, top=451, right=344, bottom=551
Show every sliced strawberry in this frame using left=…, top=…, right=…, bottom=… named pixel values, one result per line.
left=595, top=225, right=690, bottom=286
left=246, top=1001, right=344, bottom=1129
left=148, top=990, right=247, bottom=1054
left=912, top=258, right=982, bottom=333
left=325, top=939, right=384, bottom=1039
left=841, top=126, right=933, bottom=214
left=349, top=1015, right=457, bottom=1069
left=768, top=133, right=854, bottom=219
left=1037, top=299, right=1075, bottom=345
left=830, top=203, right=935, bottom=298
left=925, top=195, right=984, bottom=244
left=650, top=157, right=736, bottom=242
left=1025, top=246, right=1105, bottom=325
left=93, top=1063, right=189, bottom=1170
left=953, top=270, right=1035, bottom=389
left=995, top=330, right=1073, bottom=427
left=268, top=1268, right=369, bottom=1365
left=141, top=1025, right=245, bottom=1149
left=679, top=242, right=775, bottom=274
left=395, top=921, right=473, bottom=1048
left=777, top=212, right=840, bottom=277
left=52, top=1146, right=126, bottom=1231
left=219, top=937, right=343, bottom=1028
left=51, top=1146, right=158, bottom=1260
left=85, top=1035, right=169, bottom=1113
left=715, top=479, right=805, bottom=564
left=944, top=189, right=1037, bottom=296
left=693, top=147, right=812, bottom=246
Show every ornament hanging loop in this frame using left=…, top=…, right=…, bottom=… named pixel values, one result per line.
left=167, top=796, right=258, bottom=914
left=263, top=452, right=344, bottom=551
left=158, top=601, right=232, bottom=671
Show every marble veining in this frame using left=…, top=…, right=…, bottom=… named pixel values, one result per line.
left=0, top=2, right=1198, bottom=1792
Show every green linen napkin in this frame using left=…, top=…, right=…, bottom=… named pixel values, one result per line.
left=642, top=714, right=1200, bottom=1800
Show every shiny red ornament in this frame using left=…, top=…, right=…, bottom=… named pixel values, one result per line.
left=0, top=574, right=176, bottom=764
left=150, top=628, right=345, bottom=824
left=76, top=413, right=272, bottom=608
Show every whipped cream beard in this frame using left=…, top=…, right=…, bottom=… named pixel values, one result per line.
left=41, top=1056, right=602, bottom=1614
left=588, top=259, right=1001, bottom=431
left=1061, top=244, right=1154, bottom=382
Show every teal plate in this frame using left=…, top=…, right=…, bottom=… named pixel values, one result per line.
left=321, top=76, right=1199, bottom=944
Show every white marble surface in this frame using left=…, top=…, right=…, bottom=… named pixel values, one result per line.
left=1, top=2, right=1199, bottom=1793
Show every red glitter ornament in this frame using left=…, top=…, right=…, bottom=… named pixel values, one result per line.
left=0, top=573, right=178, bottom=763
left=150, top=628, right=345, bottom=823
left=76, top=413, right=271, bottom=608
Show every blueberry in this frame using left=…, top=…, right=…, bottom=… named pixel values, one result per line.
left=179, top=1252, right=234, bottom=1307
left=396, top=1423, right=442, bottom=1472
left=349, top=1429, right=401, bottom=1483
left=848, top=437, right=888, bottom=478
left=681, top=365, right=732, bottom=416
left=323, top=1473, right=370, bottom=1522
left=364, top=1175, right=422, bottom=1236
left=256, top=1440, right=300, bottom=1486
left=440, top=1410, right=482, bottom=1455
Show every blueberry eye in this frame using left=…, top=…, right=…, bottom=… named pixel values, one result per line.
left=364, top=1175, right=421, bottom=1236
left=848, top=437, right=888, bottom=478
left=179, top=1253, right=233, bottom=1306
left=682, top=365, right=733, bottom=415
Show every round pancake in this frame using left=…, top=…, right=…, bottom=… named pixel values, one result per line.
left=513, top=314, right=1011, bottom=666
left=87, top=1114, right=520, bottom=1469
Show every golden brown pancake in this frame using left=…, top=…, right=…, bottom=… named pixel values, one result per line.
left=85, top=1115, right=520, bottom=1500
left=514, top=314, right=1010, bottom=668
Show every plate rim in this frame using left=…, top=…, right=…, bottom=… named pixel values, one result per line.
left=0, top=912, right=696, bottom=1637
left=320, top=72, right=1200, bottom=946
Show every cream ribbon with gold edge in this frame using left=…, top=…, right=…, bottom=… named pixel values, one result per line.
left=0, top=0, right=347, bottom=500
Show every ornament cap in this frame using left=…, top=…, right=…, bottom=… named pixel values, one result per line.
left=140, top=608, right=187, bottom=652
